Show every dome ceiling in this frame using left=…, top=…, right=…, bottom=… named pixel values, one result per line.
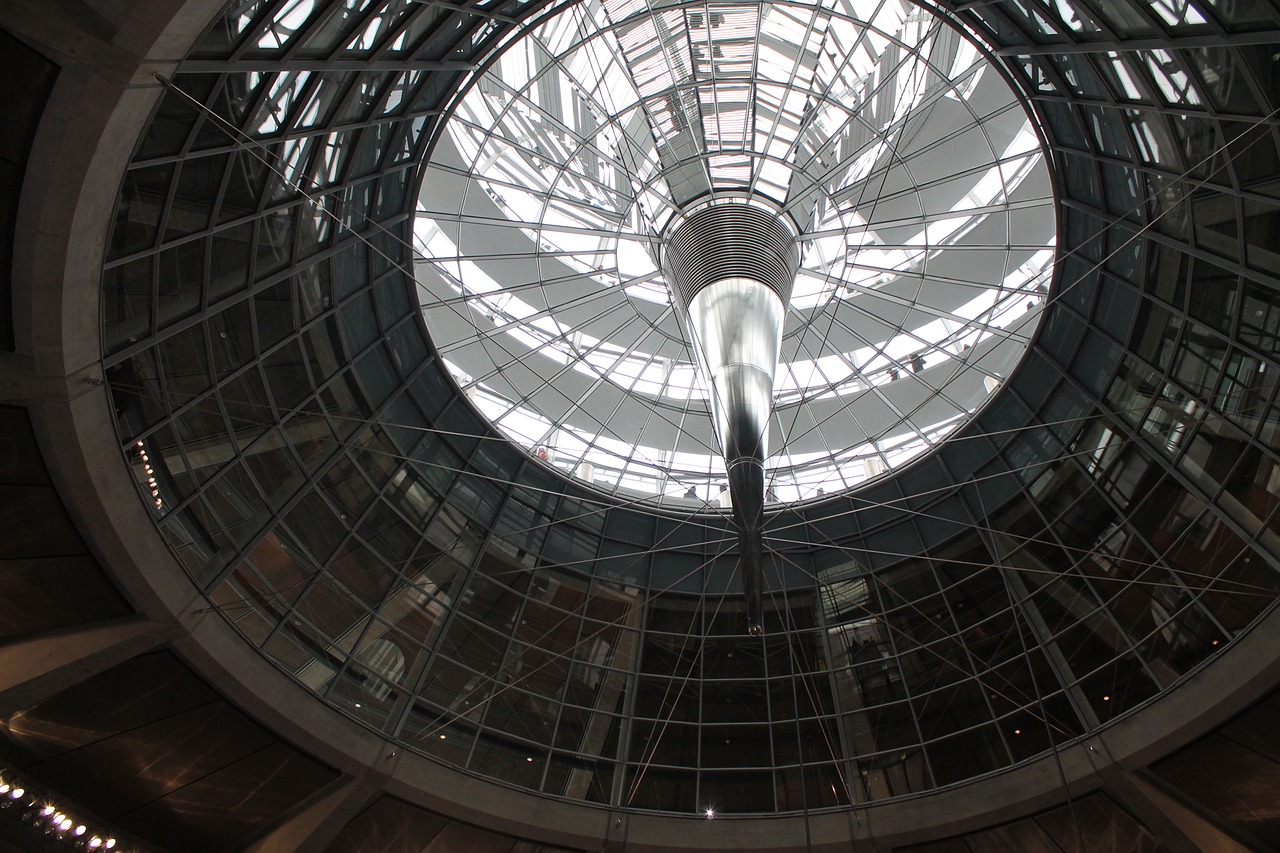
left=416, top=0, right=1054, bottom=504
left=81, top=0, right=1280, bottom=837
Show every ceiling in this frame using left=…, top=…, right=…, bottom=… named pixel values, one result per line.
left=3, top=0, right=1280, bottom=850
left=416, top=0, right=1055, bottom=503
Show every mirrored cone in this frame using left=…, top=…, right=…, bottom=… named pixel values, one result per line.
left=665, top=204, right=799, bottom=635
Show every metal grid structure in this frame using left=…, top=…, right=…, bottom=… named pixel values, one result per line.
left=101, top=0, right=1280, bottom=818
left=417, top=0, right=1054, bottom=503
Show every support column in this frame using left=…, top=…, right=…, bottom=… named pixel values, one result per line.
left=241, top=774, right=385, bottom=853
left=1102, top=767, right=1252, bottom=853
left=998, top=548, right=1102, bottom=730
left=565, top=598, right=642, bottom=800
left=0, top=617, right=176, bottom=714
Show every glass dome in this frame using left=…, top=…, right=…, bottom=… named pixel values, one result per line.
left=416, top=0, right=1054, bottom=505
left=92, top=0, right=1280, bottom=832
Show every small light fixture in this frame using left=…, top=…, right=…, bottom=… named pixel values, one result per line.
left=703, top=807, right=716, bottom=820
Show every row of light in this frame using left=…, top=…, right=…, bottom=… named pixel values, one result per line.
left=134, top=440, right=162, bottom=509
left=0, top=772, right=123, bottom=850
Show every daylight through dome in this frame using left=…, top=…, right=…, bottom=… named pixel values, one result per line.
left=416, top=0, right=1054, bottom=505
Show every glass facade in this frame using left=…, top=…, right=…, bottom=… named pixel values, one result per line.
left=102, top=0, right=1280, bottom=818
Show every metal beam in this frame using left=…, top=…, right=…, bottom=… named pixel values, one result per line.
left=241, top=774, right=384, bottom=853
left=994, top=30, right=1280, bottom=56
left=179, top=58, right=476, bottom=73
left=0, top=617, right=178, bottom=714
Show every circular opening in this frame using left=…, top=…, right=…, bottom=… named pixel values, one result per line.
left=416, top=0, right=1055, bottom=506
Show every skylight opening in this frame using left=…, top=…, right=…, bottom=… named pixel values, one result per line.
left=416, top=0, right=1055, bottom=505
